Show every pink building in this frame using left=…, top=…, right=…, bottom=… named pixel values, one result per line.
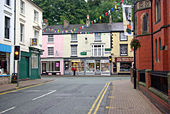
left=41, top=34, right=64, bottom=75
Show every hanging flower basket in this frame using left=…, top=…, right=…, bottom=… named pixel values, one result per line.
left=130, top=38, right=141, bottom=50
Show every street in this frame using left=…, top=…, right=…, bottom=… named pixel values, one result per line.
left=0, top=77, right=129, bottom=114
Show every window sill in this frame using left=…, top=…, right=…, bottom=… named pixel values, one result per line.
left=19, top=42, right=25, bottom=46
left=20, top=13, right=25, bottom=17
left=120, top=54, right=128, bottom=56
left=71, top=56, right=77, bottom=57
left=4, top=4, right=11, bottom=9
left=94, top=40, right=102, bottom=42
left=155, top=19, right=161, bottom=25
left=4, top=38, right=11, bottom=42
left=71, top=41, right=78, bottom=43
left=120, top=40, right=128, bottom=41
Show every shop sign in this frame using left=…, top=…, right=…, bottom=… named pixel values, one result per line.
left=105, top=48, right=111, bottom=51
left=31, top=38, right=38, bottom=46
left=115, top=57, right=134, bottom=62
left=56, top=62, right=60, bottom=67
left=80, top=52, right=87, bottom=55
left=86, top=60, right=95, bottom=63
left=101, top=60, right=109, bottom=63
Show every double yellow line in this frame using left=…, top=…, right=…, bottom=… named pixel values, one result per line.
left=88, top=82, right=110, bottom=114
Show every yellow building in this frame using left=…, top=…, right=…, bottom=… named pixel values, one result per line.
left=111, top=32, right=134, bottom=74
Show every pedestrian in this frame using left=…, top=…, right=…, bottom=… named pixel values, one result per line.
left=72, top=67, right=76, bottom=76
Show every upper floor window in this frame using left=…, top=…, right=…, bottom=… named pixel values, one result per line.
left=155, top=39, right=158, bottom=62
left=20, top=23, right=24, bottom=42
left=95, top=33, right=101, bottom=41
left=48, top=47, right=54, bottom=56
left=120, top=33, right=127, bottom=41
left=34, top=30, right=39, bottom=39
left=34, top=10, right=39, bottom=22
left=159, top=38, right=161, bottom=61
left=48, top=35, right=54, bottom=43
left=6, top=0, right=10, bottom=6
left=4, top=16, right=10, bottom=39
left=142, top=13, right=148, bottom=33
left=71, top=45, right=77, bottom=56
left=120, top=44, right=128, bottom=56
left=20, top=0, right=25, bottom=14
left=91, top=44, right=104, bottom=57
left=155, top=0, right=161, bottom=23
left=135, top=16, right=137, bottom=34
left=71, top=34, right=77, bottom=41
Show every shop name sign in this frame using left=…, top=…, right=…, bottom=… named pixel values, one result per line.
left=31, top=38, right=37, bottom=46
left=115, top=57, right=134, bottom=62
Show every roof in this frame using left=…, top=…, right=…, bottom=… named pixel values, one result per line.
left=43, top=22, right=124, bottom=35
left=28, top=0, right=43, bottom=12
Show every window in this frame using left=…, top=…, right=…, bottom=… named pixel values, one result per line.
left=48, top=61, right=60, bottom=72
left=31, top=54, right=38, bottom=68
left=120, top=44, right=128, bottom=56
left=71, top=34, right=77, bottom=41
left=34, top=30, right=39, bottom=39
left=155, top=39, right=158, bottom=62
left=95, top=33, right=101, bottom=41
left=92, top=44, right=104, bottom=56
left=120, top=33, right=127, bottom=41
left=135, top=16, right=137, bottom=34
left=6, top=0, right=10, bottom=6
left=48, top=35, right=54, bottom=43
left=159, top=38, right=161, bottom=61
left=71, top=45, right=77, bottom=56
left=0, top=52, right=10, bottom=76
left=5, top=16, right=10, bottom=39
left=20, top=24, right=24, bottom=42
left=48, top=47, right=54, bottom=56
left=20, top=0, right=25, bottom=14
left=120, top=62, right=132, bottom=71
left=143, top=13, right=148, bottom=33
left=155, top=0, right=161, bottom=23
left=34, top=10, right=39, bottom=22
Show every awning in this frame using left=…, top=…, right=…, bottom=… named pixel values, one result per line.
left=71, top=59, right=81, bottom=62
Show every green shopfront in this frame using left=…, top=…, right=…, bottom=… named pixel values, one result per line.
left=19, top=47, right=42, bottom=79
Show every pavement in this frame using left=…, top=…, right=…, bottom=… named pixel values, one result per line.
left=107, top=80, right=162, bottom=114
left=0, top=79, right=52, bottom=93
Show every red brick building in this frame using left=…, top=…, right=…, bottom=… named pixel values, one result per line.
left=134, top=0, right=170, bottom=113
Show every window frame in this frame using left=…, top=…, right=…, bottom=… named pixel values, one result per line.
left=48, top=47, right=54, bottom=56
left=71, top=45, right=77, bottom=57
left=120, top=32, right=128, bottom=41
left=5, top=0, right=10, bottom=6
left=34, top=10, right=39, bottom=23
left=120, top=44, right=128, bottom=56
left=155, top=39, right=158, bottom=62
left=31, top=54, right=38, bottom=69
left=71, top=34, right=77, bottom=41
left=20, top=0, right=25, bottom=14
left=142, top=13, right=148, bottom=34
left=155, top=0, right=161, bottom=23
left=20, top=23, right=24, bottom=42
left=4, top=16, right=10, bottom=39
left=95, top=33, right=101, bottom=41
left=48, top=35, right=54, bottom=43
left=159, top=38, right=161, bottom=61
left=91, top=44, right=104, bottom=57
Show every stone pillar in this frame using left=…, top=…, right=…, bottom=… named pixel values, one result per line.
left=145, top=69, right=152, bottom=88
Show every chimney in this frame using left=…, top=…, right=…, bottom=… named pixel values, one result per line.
left=86, top=15, right=90, bottom=25
left=109, top=15, right=112, bottom=24
left=42, top=19, right=48, bottom=29
left=64, top=20, right=69, bottom=28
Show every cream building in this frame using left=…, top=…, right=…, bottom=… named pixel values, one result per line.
left=111, top=32, right=134, bottom=74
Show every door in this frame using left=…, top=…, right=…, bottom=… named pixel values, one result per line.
left=95, top=60, right=101, bottom=75
left=42, top=63, right=46, bottom=73
left=19, top=56, right=29, bottom=79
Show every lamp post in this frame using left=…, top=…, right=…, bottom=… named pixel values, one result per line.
left=132, top=0, right=136, bottom=89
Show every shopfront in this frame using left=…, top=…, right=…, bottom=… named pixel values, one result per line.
left=85, top=60, right=95, bottom=75
left=0, top=44, right=11, bottom=76
left=115, top=57, right=134, bottom=74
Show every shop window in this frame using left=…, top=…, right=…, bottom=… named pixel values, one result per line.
left=20, top=0, right=25, bottom=14
left=0, top=52, right=9, bottom=76
left=142, top=13, right=148, bottom=34
left=6, top=0, right=10, bottom=6
left=48, top=61, right=60, bottom=72
left=71, top=62, right=84, bottom=72
left=86, top=62, right=95, bottom=72
left=120, top=44, right=128, bottom=56
left=71, top=45, right=77, bottom=56
left=48, top=47, right=54, bottom=56
left=159, top=38, right=161, bottom=61
left=48, top=35, right=54, bottom=43
left=120, top=62, right=131, bottom=72
left=101, top=62, right=109, bottom=72
left=20, top=23, right=24, bottom=42
left=31, top=54, right=38, bottom=68
left=155, top=0, right=161, bottom=23
left=120, top=32, right=127, bottom=41
left=155, top=39, right=158, bottom=62
left=34, top=10, right=39, bottom=22
left=71, top=34, right=77, bottom=41
left=95, top=33, right=101, bottom=41
left=5, top=16, right=10, bottom=39
left=92, top=44, right=104, bottom=56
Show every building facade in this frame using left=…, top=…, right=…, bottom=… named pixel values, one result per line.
left=0, top=0, right=14, bottom=84
left=111, top=32, right=133, bottom=74
left=134, top=0, right=170, bottom=113
left=15, top=0, right=43, bottom=79
left=41, top=23, right=125, bottom=76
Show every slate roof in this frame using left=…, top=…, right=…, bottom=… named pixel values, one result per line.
left=43, top=22, right=124, bottom=35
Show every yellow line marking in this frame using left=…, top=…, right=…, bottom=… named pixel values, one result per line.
left=108, top=96, right=114, bottom=99
left=88, top=82, right=109, bottom=114
left=105, top=106, right=116, bottom=109
left=0, top=81, right=50, bottom=96
left=94, top=82, right=110, bottom=114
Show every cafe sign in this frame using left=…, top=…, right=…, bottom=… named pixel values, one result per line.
left=115, top=57, right=134, bottom=62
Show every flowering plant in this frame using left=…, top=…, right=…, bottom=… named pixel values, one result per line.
left=130, top=38, right=141, bottom=50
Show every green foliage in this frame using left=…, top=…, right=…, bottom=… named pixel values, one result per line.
left=130, top=38, right=141, bottom=50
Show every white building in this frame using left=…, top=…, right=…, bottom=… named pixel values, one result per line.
left=0, top=0, right=14, bottom=84
left=15, top=0, right=43, bottom=80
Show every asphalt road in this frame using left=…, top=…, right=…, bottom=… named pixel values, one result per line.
left=0, top=77, right=129, bottom=114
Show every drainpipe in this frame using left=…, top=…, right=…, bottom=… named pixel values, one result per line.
left=150, top=0, right=154, bottom=71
